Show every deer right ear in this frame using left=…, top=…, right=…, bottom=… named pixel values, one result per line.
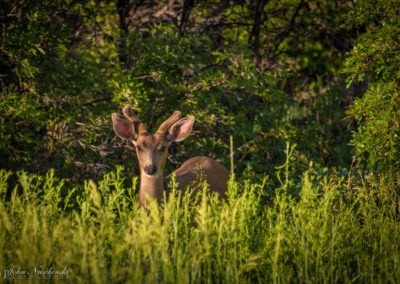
left=112, top=113, right=137, bottom=141
left=166, top=116, right=195, bottom=142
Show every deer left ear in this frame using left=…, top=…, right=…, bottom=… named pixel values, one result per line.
left=167, top=116, right=195, bottom=142
left=112, top=113, right=137, bottom=141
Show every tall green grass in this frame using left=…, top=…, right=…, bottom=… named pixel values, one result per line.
left=0, top=164, right=399, bottom=283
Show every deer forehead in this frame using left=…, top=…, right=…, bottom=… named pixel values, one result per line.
left=135, top=133, right=168, bottom=148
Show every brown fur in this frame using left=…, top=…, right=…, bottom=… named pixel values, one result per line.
left=164, top=156, right=229, bottom=199
left=112, top=106, right=229, bottom=207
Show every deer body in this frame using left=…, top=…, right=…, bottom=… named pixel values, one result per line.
left=112, top=105, right=229, bottom=206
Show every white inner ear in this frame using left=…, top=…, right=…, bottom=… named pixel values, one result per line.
left=169, top=116, right=195, bottom=142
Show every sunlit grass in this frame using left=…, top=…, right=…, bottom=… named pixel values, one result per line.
left=0, top=164, right=399, bottom=283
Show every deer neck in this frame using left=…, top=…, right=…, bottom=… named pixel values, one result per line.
left=139, top=171, right=165, bottom=206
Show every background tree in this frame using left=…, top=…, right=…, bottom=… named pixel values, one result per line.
left=344, top=0, right=400, bottom=174
left=1, top=0, right=398, bottom=184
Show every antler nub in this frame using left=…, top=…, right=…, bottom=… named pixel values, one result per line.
left=157, top=110, right=182, bottom=135
left=122, top=104, right=146, bottom=134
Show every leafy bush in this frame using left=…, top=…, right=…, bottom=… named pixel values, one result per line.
left=1, top=0, right=358, bottom=184
left=344, top=0, right=400, bottom=173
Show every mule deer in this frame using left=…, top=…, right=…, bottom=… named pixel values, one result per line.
left=112, top=105, right=229, bottom=206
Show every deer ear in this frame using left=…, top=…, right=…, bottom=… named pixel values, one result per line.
left=167, top=116, right=195, bottom=142
left=112, top=113, right=137, bottom=141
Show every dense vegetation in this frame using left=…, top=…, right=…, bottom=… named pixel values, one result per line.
left=1, top=163, right=400, bottom=282
left=1, top=0, right=399, bottom=282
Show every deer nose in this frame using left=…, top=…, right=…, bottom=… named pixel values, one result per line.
left=144, top=165, right=157, bottom=175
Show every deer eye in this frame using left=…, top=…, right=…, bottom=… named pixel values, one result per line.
left=136, top=145, right=142, bottom=151
left=159, top=146, right=167, bottom=152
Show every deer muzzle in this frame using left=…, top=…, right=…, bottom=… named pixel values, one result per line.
left=144, top=164, right=157, bottom=175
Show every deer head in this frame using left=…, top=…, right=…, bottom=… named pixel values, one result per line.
left=112, top=105, right=195, bottom=177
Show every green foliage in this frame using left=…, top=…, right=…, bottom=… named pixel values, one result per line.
left=348, top=84, right=400, bottom=172
left=0, top=1, right=118, bottom=176
left=0, top=0, right=358, bottom=183
left=344, top=0, right=400, bottom=173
